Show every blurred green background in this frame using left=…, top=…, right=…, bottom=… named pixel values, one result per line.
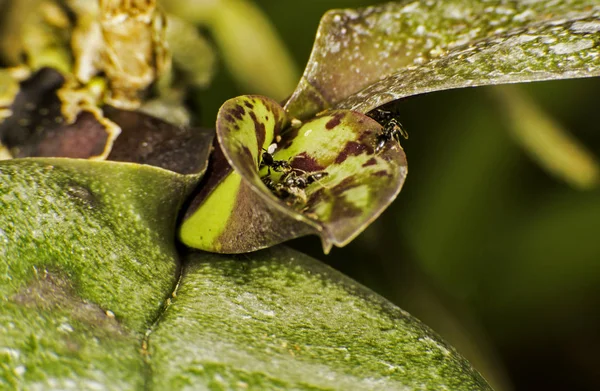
left=191, top=1, right=600, bottom=390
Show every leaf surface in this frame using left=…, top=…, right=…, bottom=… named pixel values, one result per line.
left=148, top=247, right=492, bottom=391
left=0, top=156, right=207, bottom=388
left=285, top=0, right=600, bottom=118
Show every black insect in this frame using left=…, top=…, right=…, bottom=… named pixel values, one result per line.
left=259, top=148, right=292, bottom=175
left=282, top=170, right=329, bottom=188
left=262, top=170, right=329, bottom=206
left=261, top=176, right=280, bottom=193
left=367, top=108, right=408, bottom=153
left=262, top=174, right=305, bottom=204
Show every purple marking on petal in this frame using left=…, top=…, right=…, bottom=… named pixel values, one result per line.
left=335, top=141, right=369, bottom=164
left=291, top=152, right=326, bottom=172
left=325, top=112, right=345, bottom=130
left=373, top=170, right=391, bottom=177
left=362, top=157, right=378, bottom=167
left=249, top=111, right=266, bottom=150
left=229, top=105, right=245, bottom=120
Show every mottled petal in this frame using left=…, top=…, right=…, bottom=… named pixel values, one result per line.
left=180, top=95, right=407, bottom=253
left=179, top=95, right=312, bottom=253
left=274, top=110, right=407, bottom=248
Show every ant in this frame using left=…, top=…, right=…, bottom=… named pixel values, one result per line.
left=262, top=176, right=306, bottom=205
left=259, top=143, right=292, bottom=175
left=367, top=108, right=408, bottom=153
left=262, top=170, right=329, bottom=206
left=282, top=170, right=329, bottom=189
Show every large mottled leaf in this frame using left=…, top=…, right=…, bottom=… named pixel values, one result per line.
left=0, top=157, right=206, bottom=388
left=1, top=223, right=491, bottom=389
left=180, top=95, right=407, bottom=253
left=285, top=0, right=600, bottom=118
left=147, top=247, right=492, bottom=391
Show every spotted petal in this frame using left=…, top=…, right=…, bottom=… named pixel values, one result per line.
left=180, top=95, right=407, bottom=253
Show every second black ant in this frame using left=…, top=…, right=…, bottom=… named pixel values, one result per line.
left=367, top=108, right=409, bottom=153
left=262, top=169, right=329, bottom=206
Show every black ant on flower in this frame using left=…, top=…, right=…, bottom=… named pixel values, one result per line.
left=258, top=142, right=328, bottom=207
left=259, top=143, right=292, bottom=174
left=367, top=108, right=409, bottom=153
left=262, top=169, right=329, bottom=206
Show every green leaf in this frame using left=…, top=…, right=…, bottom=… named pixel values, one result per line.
left=180, top=95, right=407, bottom=253
left=148, top=247, right=492, bottom=391
left=0, top=157, right=206, bottom=388
left=285, top=0, right=600, bottom=118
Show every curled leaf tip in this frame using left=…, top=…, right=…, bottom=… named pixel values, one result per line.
left=286, top=0, right=600, bottom=118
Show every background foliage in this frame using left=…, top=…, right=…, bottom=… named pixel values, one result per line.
left=191, top=1, right=599, bottom=390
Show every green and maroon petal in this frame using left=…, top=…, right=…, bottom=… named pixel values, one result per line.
left=272, top=110, right=407, bottom=248
left=179, top=95, right=407, bottom=253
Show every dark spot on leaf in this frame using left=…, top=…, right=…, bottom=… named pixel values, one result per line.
left=184, top=141, right=232, bottom=219
left=11, top=269, right=126, bottom=337
left=241, top=145, right=256, bottom=168
left=273, top=121, right=282, bottom=137
left=244, top=101, right=254, bottom=109
left=291, top=152, right=325, bottom=172
left=362, top=158, right=377, bottom=167
left=325, top=112, right=345, bottom=130
left=224, top=114, right=234, bottom=123
left=357, top=131, right=376, bottom=155
left=335, top=141, right=368, bottom=164
left=65, top=182, right=98, bottom=209
left=330, top=197, right=362, bottom=221
left=272, top=109, right=285, bottom=136
left=307, top=187, right=329, bottom=205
